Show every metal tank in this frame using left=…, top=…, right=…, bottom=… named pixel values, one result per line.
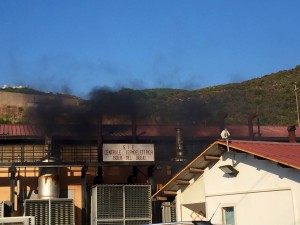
left=38, top=158, right=60, bottom=199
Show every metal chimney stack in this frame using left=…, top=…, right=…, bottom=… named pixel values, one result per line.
left=287, top=125, right=297, bottom=143
left=172, top=128, right=186, bottom=161
left=38, top=135, right=60, bottom=199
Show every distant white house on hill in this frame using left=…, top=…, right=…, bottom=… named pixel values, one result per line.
left=152, top=140, right=300, bottom=225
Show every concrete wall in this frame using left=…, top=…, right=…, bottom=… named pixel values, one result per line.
left=0, top=91, right=80, bottom=108
left=177, top=151, right=300, bottom=225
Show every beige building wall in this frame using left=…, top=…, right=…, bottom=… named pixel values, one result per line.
left=176, top=151, right=300, bottom=225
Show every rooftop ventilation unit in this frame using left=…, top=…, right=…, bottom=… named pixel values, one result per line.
left=24, top=199, right=74, bottom=225
left=91, top=184, right=152, bottom=225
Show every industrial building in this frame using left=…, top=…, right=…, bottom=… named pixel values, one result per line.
left=0, top=119, right=299, bottom=224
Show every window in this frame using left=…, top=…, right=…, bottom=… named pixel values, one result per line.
left=222, top=206, right=235, bottom=225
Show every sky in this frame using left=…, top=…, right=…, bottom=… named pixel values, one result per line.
left=1, top=0, right=300, bottom=98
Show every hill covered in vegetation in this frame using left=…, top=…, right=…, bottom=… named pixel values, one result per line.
left=142, top=65, right=300, bottom=125
left=1, top=65, right=300, bottom=125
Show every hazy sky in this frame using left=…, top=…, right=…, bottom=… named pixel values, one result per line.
left=1, top=0, right=300, bottom=97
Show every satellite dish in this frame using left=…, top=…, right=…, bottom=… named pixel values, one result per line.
left=220, top=128, right=230, bottom=139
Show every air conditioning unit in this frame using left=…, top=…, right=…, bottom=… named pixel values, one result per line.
left=24, top=198, right=74, bottom=225
left=0, top=216, right=35, bottom=225
left=91, top=184, right=152, bottom=225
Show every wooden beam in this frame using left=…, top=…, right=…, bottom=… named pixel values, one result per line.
left=204, top=155, right=220, bottom=161
left=156, top=196, right=168, bottom=201
left=189, top=167, right=205, bottom=173
left=163, top=190, right=177, bottom=196
left=176, top=179, right=190, bottom=185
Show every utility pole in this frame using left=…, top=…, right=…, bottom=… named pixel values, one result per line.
left=294, top=82, right=300, bottom=126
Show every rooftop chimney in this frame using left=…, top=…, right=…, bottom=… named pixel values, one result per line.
left=287, top=125, right=297, bottom=143
left=248, top=113, right=257, bottom=140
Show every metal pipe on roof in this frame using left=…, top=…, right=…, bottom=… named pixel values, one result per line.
left=9, top=166, right=17, bottom=216
left=172, top=128, right=186, bottom=161
left=248, top=113, right=257, bottom=140
left=287, top=125, right=297, bottom=143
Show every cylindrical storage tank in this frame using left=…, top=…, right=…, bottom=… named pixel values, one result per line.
left=38, top=173, right=60, bottom=199
left=38, top=158, right=60, bottom=199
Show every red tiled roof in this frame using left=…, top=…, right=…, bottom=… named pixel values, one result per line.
left=220, top=140, right=300, bottom=170
left=0, top=124, right=44, bottom=137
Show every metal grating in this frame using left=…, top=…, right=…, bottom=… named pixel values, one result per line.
left=0, top=201, right=4, bottom=218
left=0, top=216, right=35, bottom=225
left=97, top=222, right=123, bottom=225
left=50, top=199, right=74, bottom=225
left=171, top=203, right=176, bottom=222
left=60, top=145, right=98, bottom=162
left=24, top=199, right=74, bottom=225
left=92, top=185, right=152, bottom=225
left=25, top=199, right=49, bottom=225
left=125, top=220, right=151, bottom=225
left=97, top=186, right=123, bottom=219
left=125, top=186, right=151, bottom=218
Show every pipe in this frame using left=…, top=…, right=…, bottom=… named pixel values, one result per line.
left=95, top=115, right=103, bottom=184
left=131, top=114, right=138, bottom=181
left=9, top=166, right=17, bottom=216
left=81, top=165, right=88, bottom=225
left=132, top=113, right=137, bottom=143
left=172, top=128, right=185, bottom=161
left=248, top=113, right=257, bottom=140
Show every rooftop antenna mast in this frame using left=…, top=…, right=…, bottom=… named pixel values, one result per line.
left=294, top=82, right=300, bottom=126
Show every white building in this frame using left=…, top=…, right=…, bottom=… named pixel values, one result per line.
left=152, top=140, right=300, bottom=225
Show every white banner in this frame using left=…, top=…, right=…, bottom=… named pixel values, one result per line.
left=103, top=144, right=155, bottom=162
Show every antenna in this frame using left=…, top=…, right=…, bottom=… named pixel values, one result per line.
left=208, top=203, right=221, bottom=222
left=294, top=82, right=300, bottom=126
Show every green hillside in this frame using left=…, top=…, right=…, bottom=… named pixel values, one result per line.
left=194, top=65, right=300, bottom=125
left=137, top=65, right=300, bottom=125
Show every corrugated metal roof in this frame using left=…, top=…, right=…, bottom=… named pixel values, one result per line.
left=1, top=124, right=300, bottom=140
left=152, top=140, right=300, bottom=199
left=0, top=124, right=44, bottom=137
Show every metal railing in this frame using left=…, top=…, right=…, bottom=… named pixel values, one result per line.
left=0, top=145, right=47, bottom=163
left=0, top=145, right=98, bottom=164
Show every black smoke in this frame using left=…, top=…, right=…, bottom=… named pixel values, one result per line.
left=25, top=87, right=215, bottom=137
